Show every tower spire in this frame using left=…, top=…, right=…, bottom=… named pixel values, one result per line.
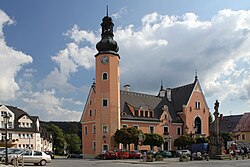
left=96, top=7, right=119, bottom=55
left=160, top=80, right=163, bottom=90
left=106, top=5, right=109, bottom=16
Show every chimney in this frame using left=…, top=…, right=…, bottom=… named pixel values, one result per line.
left=123, top=84, right=130, bottom=91
left=166, top=88, right=171, bottom=101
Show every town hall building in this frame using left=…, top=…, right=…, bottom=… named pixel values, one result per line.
left=80, top=12, right=210, bottom=158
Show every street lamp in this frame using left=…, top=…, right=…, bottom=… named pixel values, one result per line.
left=138, top=132, right=144, bottom=161
left=3, top=112, right=10, bottom=165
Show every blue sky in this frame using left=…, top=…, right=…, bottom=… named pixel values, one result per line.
left=0, top=1, right=250, bottom=121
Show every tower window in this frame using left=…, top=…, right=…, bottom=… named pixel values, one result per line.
left=164, top=126, right=169, bottom=135
left=102, top=99, right=108, bottom=107
left=84, top=126, right=88, bottom=135
left=102, top=72, right=108, bottom=80
left=89, top=110, right=92, bottom=116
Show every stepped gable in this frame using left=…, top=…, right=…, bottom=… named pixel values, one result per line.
left=171, top=82, right=196, bottom=112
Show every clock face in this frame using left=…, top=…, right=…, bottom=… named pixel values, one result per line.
left=101, top=56, right=109, bottom=64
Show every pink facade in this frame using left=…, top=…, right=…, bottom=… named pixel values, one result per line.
left=80, top=13, right=210, bottom=158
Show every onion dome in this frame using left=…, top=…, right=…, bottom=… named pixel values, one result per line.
left=96, top=12, right=119, bottom=54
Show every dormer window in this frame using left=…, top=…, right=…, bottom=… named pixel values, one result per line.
left=140, top=110, right=143, bottom=117
left=149, top=111, right=153, bottom=117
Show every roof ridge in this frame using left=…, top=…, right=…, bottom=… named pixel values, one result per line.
left=121, top=90, right=159, bottom=99
left=171, top=82, right=195, bottom=91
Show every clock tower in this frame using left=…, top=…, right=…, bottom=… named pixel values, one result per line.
left=95, top=10, right=120, bottom=154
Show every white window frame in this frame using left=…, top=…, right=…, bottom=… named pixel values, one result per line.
left=102, top=72, right=108, bottom=81
left=176, top=127, right=181, bottom=135
left=122, top=124, right=128, bottom=128
left=149, top=126, right=155, bottom=134
left=93, top=141, right=96, bottom=150
left=133, top=125, right=139, bottom=129
left=102, top=99, right=108, bottom=107
left=92, top=125, right=96, bottom=134
left=102, top=125, right=108, bottom=133
left=195, top=101, right=201, bottom=109
left=84, top=125, right=88, bottom=135
left=102, top=144, right=108, bottom=151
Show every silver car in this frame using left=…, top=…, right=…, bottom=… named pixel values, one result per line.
left=9, top=150, right=51, bottom=166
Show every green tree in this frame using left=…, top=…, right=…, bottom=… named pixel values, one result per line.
left=195, top=136, right=209, bottom=144
left=65, top=134, right=81, bottom=154
left=174, top=135, right=194, bottom=149
left=143, top=133, right=164, bottom=150
left=46, top=124, right=66, bottom=155
left=114, top=127, right=142, bottom=150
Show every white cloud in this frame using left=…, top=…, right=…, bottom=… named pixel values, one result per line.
left=0, top=10, right=32, bottom=101
left=111, top=7, right=128, bottom=20
left=22, top=89, right=81, bottom=121
left=43, top=26, right=96, bottom=92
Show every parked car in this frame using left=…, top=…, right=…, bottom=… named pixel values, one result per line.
left=98, top=151, right=118, bottom=160
left=154, top=150, right=172, bottom=158
left=128, top=150, right=141, bottom=159
left=176, top=150, right=191, bottom=157
left=0, top=148, right=24, bottom=162
left=44, top=151, right=54, bottom=159
left=114, top=149, right=129, bottom=159
left=169, top=150, right=177, bottom=157
left=67, top=153, right=83, bottom=159
left=8, top=150, right=51, bottom=166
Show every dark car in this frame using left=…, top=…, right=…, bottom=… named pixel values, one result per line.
left=98, top=151, right=118, bottom=160
left=44, top=151, right=54, bottom=159
left=67, top=153, right=83, bottom=159
left=129, top=150, right=141, bottom=159
left=154, top=150, right=172, bottom=158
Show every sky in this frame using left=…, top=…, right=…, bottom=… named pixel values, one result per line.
left=0, top=0, right=250, bottom=121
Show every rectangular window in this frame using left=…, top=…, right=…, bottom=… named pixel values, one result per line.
left=102, top=99, right=108, bottom=107
left=195, top=101, right=201, bottom=109
left=89, top=100, right=92, bottom=105
left=84, top=126, right=88, bottom=135
left=92, top=125, right=96, bottom=134
left=93, top=141, right=96, bottom=150
left=140, top=111, right=143, bottom=117
left=164, top=126, right=169, bottom=135
left=242, top=134, right=245, bottom=140
left=102, top=125, right=108, bottom=133
left=134, top=110, right=138, bottom=116
left=149, top=126, right=154, bottom=134
left=122, top=124, right=128, bottom=128
left=145, top=111, right=148, bottom=117
left=30, top=134, right=33, bottom=138
left=19, top=134, right=21, bottom=138
left=94, top=109, right=96, bottom=115
left=89, top=110, right=92, bottom=116
left=149, top=111, right=153, bottom=117
left=177, top=127, right=181, bottom=135
left=133, top=125, right=139, bottom=129
left=103, top=144, right=108, bottom=151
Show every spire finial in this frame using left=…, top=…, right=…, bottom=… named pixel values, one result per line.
left=195, top=69, right=198, bottom=81
left=106, top=5, right=109, bottom=16
left=160, top=80, right=163, bottom=90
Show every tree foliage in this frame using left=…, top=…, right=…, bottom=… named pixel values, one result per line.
left=143, top=133, right=164, bottom=150
left=114, top=127, right=142, bottom=147
left=174, top=135, right=195, bottom=149
left=46, top=124, right=66, bottom=155
left=65, top=134, right=81, bottom=154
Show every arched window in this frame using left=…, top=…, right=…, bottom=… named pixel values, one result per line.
left=102, top=72, right=108, bottom=80
left=194, top=117, right=202, bottom=134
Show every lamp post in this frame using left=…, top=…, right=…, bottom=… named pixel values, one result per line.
left=138, top=132, right=144, bottom=161
left=4, top=112, right=10, bottom=165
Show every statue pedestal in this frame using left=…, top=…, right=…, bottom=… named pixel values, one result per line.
left=209, top=144, right=229, bottom=160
